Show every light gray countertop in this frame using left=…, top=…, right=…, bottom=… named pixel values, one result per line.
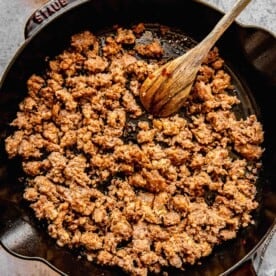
left=203, top=0, right=276, bottom=34
left=0, top=0, right=275, bottom=275
left=0, top=0, right=275, bottom=77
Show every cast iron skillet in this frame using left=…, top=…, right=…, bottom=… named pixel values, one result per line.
left=0, top=0, right=276, bottom=275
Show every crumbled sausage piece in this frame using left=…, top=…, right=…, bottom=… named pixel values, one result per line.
left=141, top=169, right=168, bottom=193
left=103, top=36, right=122, bottom=56
left=5, top=131, right=24, bottom=158
left=133, top=23, right=146, bottom=34
left=126, top=60, right=152, bottom=81
left=116, top=28, right=136, bottom=44
left=64, top=155, right=91, bottom=186
left=137, top=129, right=156, bottom=144
left=140, top=251, right=159, bottom=266
left=206, top=110, right=235, bottom=132
left=84, top=55, right=108, bottom=73
left=196, top=65, right=214, bottom=83
left=172, top=195, right=190, bottom=212
left=27, top=75, right=45, bottom=97
left=163, top=212, right=181, bottom=226
left=111, top=219, right=133, bottom=238
left=135, top=39, right=164, bottom=58
left=80, top=232, right=103, bottom=250
left=24, top=187, right=39, bottom=202
left=97, top=250, right=113, bottom=265
left=211, top=70, right=232, bottom=93
left=71, top=31, right=98, bottom=53
left=194, top=81, right=213, bottom=101
left=22, top=160, right=48, bottom=176
left=203, top=46, right=220, bottom=64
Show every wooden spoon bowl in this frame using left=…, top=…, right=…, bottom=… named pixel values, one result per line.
left=140, top=0, right=251, bottom=117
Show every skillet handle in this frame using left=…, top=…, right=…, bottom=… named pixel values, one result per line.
left=238, top=26, right=276, bottom=86
left=24, top=0, right=86, bottom=39
left=228, top=260, right=256, bottom=276
left=227, top=220, right=276, bottom=276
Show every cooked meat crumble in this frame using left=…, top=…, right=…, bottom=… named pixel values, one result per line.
left=5, top=23, right=264, bottom=275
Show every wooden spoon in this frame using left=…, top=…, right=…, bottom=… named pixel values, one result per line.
left=140, top=0, right=251, bottom=117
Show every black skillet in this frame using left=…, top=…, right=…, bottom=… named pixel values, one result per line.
left=0, top=0, right=275, bottom=275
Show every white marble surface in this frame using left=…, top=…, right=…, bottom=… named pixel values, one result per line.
left=0, top=0, right=275, bottom=275
left=202, top=0, right=276, bottom=34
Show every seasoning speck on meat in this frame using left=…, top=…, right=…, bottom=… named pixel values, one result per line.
left=5, top=24, right=264, bottom=276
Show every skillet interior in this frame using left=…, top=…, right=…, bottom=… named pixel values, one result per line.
left=0, top=0, right=275, bottom=275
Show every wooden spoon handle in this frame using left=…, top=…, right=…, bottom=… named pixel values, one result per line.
left=196, top=0, right=251, bottom=57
